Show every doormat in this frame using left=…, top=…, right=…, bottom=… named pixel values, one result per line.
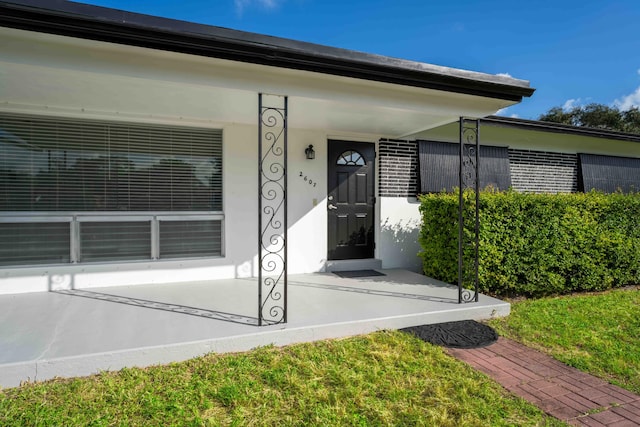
left=333, top=270, right=386, bottom=278
left=401, top=320, right=498, bottom=349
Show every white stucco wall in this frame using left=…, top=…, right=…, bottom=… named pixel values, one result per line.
left=378, top=197, right=423, bottom=272
left=287, top=130, right=330, bottom=274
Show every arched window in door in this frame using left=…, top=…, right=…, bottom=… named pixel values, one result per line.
left=336, top=150, right=366, bottom=166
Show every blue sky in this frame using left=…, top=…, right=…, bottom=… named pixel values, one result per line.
left=82, top=0, right=640, bottom=119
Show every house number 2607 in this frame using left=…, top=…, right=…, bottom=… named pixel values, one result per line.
left=299, top=172, right=317, bottom=187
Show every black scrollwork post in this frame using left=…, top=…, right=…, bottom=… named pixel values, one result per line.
left=458, top=118, right=480, bottom=303
left=258, top=94, right=288, bottom=325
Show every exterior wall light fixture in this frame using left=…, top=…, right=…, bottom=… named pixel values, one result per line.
left=305, top=144, right=315, bottom=160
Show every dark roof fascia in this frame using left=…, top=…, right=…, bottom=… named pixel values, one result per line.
left=482, top=115, right=640, bottom=144
left=0, top=0, right=534, bottom=102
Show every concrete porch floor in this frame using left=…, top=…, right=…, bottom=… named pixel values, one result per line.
left=0, top=269, right=509, bottom=388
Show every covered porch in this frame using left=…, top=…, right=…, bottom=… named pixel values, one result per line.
left=0, top=269, right=508, bottom=388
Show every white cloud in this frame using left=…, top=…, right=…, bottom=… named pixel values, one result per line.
left=495, top=107, right=519, bottom=118
left=613, top=86, right=640, bottom=111
left=610, top=69, right=640, bottom=111
left=235, top=0, right=282, bottom=14
left=496, top=72, right=512, bottom=78
left=562, top=98, right=581, bottom=111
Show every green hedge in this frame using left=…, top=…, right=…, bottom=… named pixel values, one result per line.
left=419, top=191, right=640, bottom=297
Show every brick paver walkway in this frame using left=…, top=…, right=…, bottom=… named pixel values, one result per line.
left=448, top=337, right=640, bottom=426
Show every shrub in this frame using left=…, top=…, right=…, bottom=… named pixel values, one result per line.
left=418, top=190, right=640, bottom=297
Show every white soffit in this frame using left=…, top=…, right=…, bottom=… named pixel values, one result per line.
left=0, top=27, right=517, bottom=136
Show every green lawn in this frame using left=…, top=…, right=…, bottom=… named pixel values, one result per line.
left=489, top=287, right=640, bottom=394
left=0, top=331, right=561, bottom=426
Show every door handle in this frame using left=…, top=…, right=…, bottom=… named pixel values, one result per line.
left=328, top=203, right=338, bottom=210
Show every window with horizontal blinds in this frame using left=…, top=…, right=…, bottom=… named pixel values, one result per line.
left=417, top=140, right=512, bottom=193
left=80, top=221, right=152, bottom=262
left=0, top=222, right=70, bottom=266
left=159, top=220, right=222, bottom=259
left=0, top=113, right=222, bottom=212
left=0, top=113, right=224, bottom=267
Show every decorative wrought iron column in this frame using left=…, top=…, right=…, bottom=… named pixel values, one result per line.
left=258, top=94, right=288, bottom=325
left=458, top=118, right=480, bottom=303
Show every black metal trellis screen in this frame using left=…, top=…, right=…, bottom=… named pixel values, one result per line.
left=458, top=118, right=480, bottom=303
left=258, top=94, right=288, bottom=326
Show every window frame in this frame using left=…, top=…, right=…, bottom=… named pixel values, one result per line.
left=0, top=212, right=225, bottom=266
left=336, top=150, right=366, bottom=166
left=0, top=113, right=225, bottom=267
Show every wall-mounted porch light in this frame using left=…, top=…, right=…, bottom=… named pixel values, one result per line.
left=305, top=144, right=315, bottom=160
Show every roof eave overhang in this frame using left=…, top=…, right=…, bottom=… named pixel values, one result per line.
left=0, top=0, right=535, bottom=102
left=483, top=116, right=640, bottom=144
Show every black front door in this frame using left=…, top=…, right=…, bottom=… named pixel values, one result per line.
left=327, top=140, right=375, bottom=260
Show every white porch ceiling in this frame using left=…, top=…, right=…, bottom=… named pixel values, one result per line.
left=0, top=27, right=518, bottom=137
